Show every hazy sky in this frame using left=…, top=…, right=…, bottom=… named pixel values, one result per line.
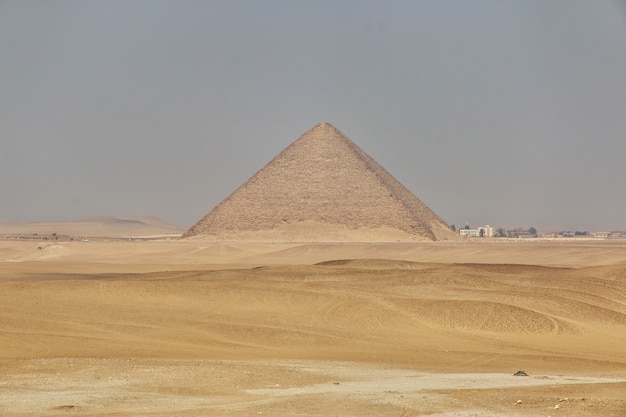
left=2, top=1, right=625, bottom=232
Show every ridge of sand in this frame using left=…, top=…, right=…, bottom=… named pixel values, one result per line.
left=3, top=239, right=626, bottom=269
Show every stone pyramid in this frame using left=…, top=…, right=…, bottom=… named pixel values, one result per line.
left=184, top=123, right=458, bottom=241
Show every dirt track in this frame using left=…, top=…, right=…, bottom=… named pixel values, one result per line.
left=1, top=240, right=626, bottom=416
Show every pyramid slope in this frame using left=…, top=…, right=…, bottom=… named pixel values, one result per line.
left=184, top=123, right=458, bottom=242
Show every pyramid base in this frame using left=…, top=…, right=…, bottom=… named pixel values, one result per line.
left=183, top=220, right=459, bottom=242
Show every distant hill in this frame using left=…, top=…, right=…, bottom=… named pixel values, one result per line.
left=0, top=216, right=186, bottom=238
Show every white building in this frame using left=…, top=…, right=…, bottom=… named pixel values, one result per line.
left=459, top=225, right=494, bottom=238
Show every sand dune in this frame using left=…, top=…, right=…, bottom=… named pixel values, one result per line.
left=0, top=241, right=626, bottom=416
left=1, top=240, right=626, bottom=416
left=3, top=238, right=626, bottom=270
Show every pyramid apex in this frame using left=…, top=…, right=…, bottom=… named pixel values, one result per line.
left=301, top=122, right=345, bottom=141
left=310, top=122, right=340, bottom=130
left=307, top=121, right=327, bottom=129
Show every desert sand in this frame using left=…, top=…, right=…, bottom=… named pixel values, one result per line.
left=1, top=235, right=626, bottom=416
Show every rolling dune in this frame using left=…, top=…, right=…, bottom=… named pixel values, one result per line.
left=0, top=245, right=626, bottom=416
left=1, top=241, right=626, bottom=416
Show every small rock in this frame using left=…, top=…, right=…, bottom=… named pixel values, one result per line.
left=515, top=400, right=522, bottom=406
left=554, top=404, right=560, bottom=409
left=513, top=370, right=528, bottom=376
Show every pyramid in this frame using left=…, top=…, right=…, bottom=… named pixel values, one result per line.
left=184, top=123, right=458, bottom=242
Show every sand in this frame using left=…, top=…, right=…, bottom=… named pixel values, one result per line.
left=1, top=237, right=625, bottom=416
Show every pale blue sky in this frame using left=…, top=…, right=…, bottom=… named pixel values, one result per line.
left=1, top=0, right=625, bottom=232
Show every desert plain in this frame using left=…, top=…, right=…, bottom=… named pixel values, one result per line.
left=1, top=227, right=626, bottom=416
